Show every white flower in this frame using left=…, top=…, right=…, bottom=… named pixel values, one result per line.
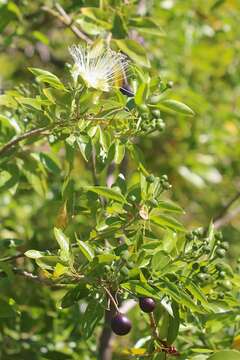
left=69, top=43, right=129, bottom=92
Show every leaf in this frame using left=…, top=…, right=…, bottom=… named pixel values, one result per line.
left=159, top=280, right=203, bottom=313
left=135, top=82, right=149, bottom=106
left=185, top=281, right=212, bottom=311
left=80, top=298, right=104, bottom=339
left=150, top=214, right=185, bottom=232
left=121, top=281, right=161, bottom=300
left=167, top=302, right=180, bottom=344
left=85, top=186, right=126, bottom=203
left=28, top=68, right=66, bottom=90
left=76, top=134, right=92, bottom=162
left=61, top=283, right=90, bottom=308
left=129, top=17, right=165, bottom=36
left=160, top=99, right=195, bottom=116
left=77, top=239, right=94, bottom=262
left=25, top=250, right=44, bottom=259
left=157, top=200, right=184, bottom=214
left=112, top=13, right=128, bottom=39
left=114, top=39, right=150, bottom=68
left=54, top=228, right=70, bottom=262
left=152, top=251, right=170, bottom=271
left=114, top=140, right=125, bottom=164
left=207, top=351, right=240, bottom=360
left=39, top=153, right=61, bottom=174
left=97, top=254, right=117, bottom=263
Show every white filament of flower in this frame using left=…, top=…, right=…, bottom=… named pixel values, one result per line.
left=69, top=44, right=129, bottom=92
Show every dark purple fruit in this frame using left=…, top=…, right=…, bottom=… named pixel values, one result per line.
left=111, top=313, right=132, bottom=336
left=139, top=297, right=156, bottom=313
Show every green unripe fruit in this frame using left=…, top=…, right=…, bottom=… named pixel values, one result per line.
left=156, top=119, right=165, bottom=131
left=202, top=245, right=211, bottom=253
left=218, top=292, right=225, bottom=299
left=200, top=265, right=207, bottom=273
left=186, top=233, right=194, bottom=241
left=216, top=248, right=226, bottom=258
left=142, top=113, right=149, bottom=120
left=219, top=271, right=226, bottom=278
left=197, top=273, right=210, bottom=283
left=161, top=174, right=168, bottom=181
left=149, top=199, right=158, bottom=207
left=128, top=195, right=137, bottom=203
left=192, top=262, right=199, bottom=270
left=215, top=263, right=222, bottom=271
left=222, top=279, right=232, bottom=290
left=151, top=109, right=161, bottom=119
left=221, top=241, right=229, bottom=250
left=138, top=104, right=148, bottom=113
left=216, top=240, right=221, bottom=246
left=146, top=174, right=155, bottom=183
left=141, top=123, right=149, bottom=131
left=215, top=231, right=223, bottom=240
left=149, top=94, right=162, bottom=105
left=120, top=266, right=129, bottom=277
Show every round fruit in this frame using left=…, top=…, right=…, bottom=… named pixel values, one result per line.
left=222, top=279, right=232, bottom=291
left=149, top=198, right=158, bottom=207
left=146, top=174, right=155, bottom=183
left=221, top=241, right=229, bottom=250
left=151, top=109, right=161, bottom=118
left=216, top=248, right=226, bottom=258
left=139, top=297, right=156, bottom=313
left=111, top=313, right=132, bottom=336
left=192, top=262, right=199, bottom=270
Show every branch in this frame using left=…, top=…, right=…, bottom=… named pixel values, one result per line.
left=0, top=127, right=48, bottom=157
left=213, top=191, right=240, bottom=229
left=214, top=204, right=240, bottom=229
left=42, top=3, right=92, bottom=44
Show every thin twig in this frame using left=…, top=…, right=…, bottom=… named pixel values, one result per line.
left=0, top=253, right=25, bottom=262
left=214, top=205, right=240, bottom=229
left=0, top=127, right=47, bottom=157
left=103, top=287, right=119, bottom=312
left=213, top=191, right=240, bottom=227
left=42, top=4, right=92, bottom=44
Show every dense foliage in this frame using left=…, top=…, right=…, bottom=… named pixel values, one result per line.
left=0, top=1, right=240, bottom=360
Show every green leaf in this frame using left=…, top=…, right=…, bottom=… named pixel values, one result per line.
left=112, top=13, right=128, bottom=39
left=114, top=39, right=150, bottom=68
left=121, top=281, right=161, bottom=300
left=39, top=153, right=61, bottom=174
left=167, top=302, right=180, bottom=344
left=135, top=82, right=149, bottom=106
left=207, top=351, right=240, bottom=360
left=77, top=239, right=94, bottom=262
left=157, top=200, right=184, bottom=214
left=185, top=281, right=212, bottom=311
left=61, top=283, right=90, bottom=308
left=97, top=254, right=117, bottom=263
left=29, top=68, right=66, bottom=90
left=114, top=140, right=125, bottom=164
left=160, top=99, right=195, bottom=116
left=150, top=214, right=185, bottom=232
left=152, top=251, right=170, bottom=271
left=54, top=228, right=70, bottom=262
left=129, top=17, right=165, bottom=36
left=25, top=250, right=44, bottom=259
left=159, top=280, right=203, bottom=313
left=80, top=298, right=104, bottom=339
left=85, top=186, right=126, bottom=203
left=76, top=134, right=92, bottom=162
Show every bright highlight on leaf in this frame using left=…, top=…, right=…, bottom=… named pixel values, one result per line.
left=69, top=43, right=129, bottom=92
